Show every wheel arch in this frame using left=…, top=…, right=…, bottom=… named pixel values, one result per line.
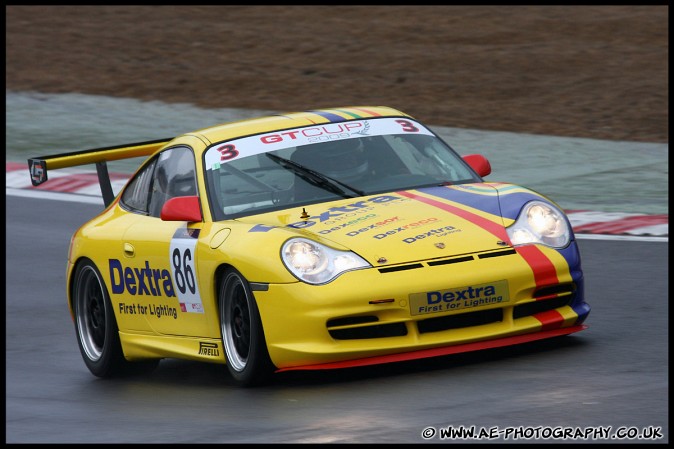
left=212, top=262, right=253, bottom=321
left=67, top=256, right=97, bottom=321
left=213, top=262, right=276, bottom=384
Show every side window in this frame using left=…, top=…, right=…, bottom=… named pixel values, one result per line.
left=147, top=146, right=197, bottom=218
left=121, top=159, right=157, bottom=213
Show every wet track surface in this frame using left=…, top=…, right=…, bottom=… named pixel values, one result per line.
left=5, top=196, right=668, bottom=443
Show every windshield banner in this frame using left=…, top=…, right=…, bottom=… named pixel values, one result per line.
left=204, top=117, right=434, bottom=170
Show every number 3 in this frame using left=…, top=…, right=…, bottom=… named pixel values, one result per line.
left=218, top=144, right=239, bottom=161
left=395, top=119, right=419, bottom=133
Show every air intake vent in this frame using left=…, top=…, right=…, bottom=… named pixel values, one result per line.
left=513, top=296, right=572, bottom=319
left=418, top=308, right=503, bottom=334
left=328, top=323, right=408, bottom=340
left=327, top=316, right=378, bottom=327
left=378, top=263, right=423, bottom=273
left=478, top=249, right=517, bottom=259
left=427, top=255, right=474, bottom=267
left=534, top=283, right=576, bottom=299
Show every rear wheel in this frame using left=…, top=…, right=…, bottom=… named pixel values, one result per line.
left=219, top=268, right=274, bottom=386
left=73, top=259, right=158, bottom=377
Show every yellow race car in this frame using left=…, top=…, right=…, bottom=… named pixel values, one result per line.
left=28, top=106, right=590, bottom=386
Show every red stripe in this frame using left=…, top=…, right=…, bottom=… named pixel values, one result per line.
left=398, top=190, right=560, bottom=288
left=351, top=107, right=382, bottom=117
left=399, top=190, right=561, bottom=328
left=276, top=325, right=587, bottom=372
left=513, top=245, right=559, bottom=287
left=397, top=190, right=510, bottom=241
left=534, top=293, right=560, bottom=302
left=6, top=162, right=26, bottom=171
left=533, top=310, right=565, bottom=331
left=573, top=214, right=668, bottom=234
left=34, top=175, right=100, bottom=192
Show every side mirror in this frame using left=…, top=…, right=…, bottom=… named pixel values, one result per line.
left=160, top=196, right=202, bottom=222
left=463, top=154, right=491, bottom=177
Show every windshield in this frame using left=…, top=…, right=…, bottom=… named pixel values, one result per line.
left=204, top=117, right=480, bottom=220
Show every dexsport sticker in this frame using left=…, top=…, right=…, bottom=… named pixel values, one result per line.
left=409, top=280, right=509, bottom=316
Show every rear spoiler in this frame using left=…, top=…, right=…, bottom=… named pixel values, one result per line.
left=28, top=138, right=173, bottom=207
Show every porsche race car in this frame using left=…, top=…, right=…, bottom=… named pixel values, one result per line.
left=28, top=106, right=590, bottom=386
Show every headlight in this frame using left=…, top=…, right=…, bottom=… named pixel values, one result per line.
left=281, top=238, right=371, bottom=284
left=506, top=201, right=571, bottom=248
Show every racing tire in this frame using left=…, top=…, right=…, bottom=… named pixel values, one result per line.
left=219, top=268, right=275, bottom=387
left=73, top=259, right=158, bottom=378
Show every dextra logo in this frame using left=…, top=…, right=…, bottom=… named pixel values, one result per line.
left=259, top=122, right=366, bottom=144
left=109, top=259, right=175, bottom=297
left=287, top=195, right=400, bottom=229
left=427, top=284, right=497, bottom=304
left=248, top=195, right=404, bottom=233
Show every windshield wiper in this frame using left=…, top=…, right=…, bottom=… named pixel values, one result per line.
left=265, top=153, right=365, bottom=198
left=220, top=161, right=278, bottom=191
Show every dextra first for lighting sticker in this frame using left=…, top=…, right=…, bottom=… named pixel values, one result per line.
left=409, top=280, right=509, bottom=316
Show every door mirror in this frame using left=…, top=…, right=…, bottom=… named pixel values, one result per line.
left=463, top=154, right=491, bottom=177
left=160, top=196, right=202, bottom=222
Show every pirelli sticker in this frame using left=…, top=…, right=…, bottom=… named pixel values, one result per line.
left=409, top=280, right=509, bottom=316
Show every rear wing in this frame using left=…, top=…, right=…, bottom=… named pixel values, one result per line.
left=28, top=138, right=173, bottom=207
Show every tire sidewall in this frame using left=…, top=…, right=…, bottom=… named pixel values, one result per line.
left=73, top=259, right=126, bottom=377
left=219, top=268, right=273, bottom=386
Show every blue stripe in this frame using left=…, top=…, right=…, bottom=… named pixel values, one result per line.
left=418, top=185, right=502, bottom=217
left=309, top=110, right=348, bottom=123
left=496, top=191, right=548, bottom=220
left=559, top=241, right=590, bottom=324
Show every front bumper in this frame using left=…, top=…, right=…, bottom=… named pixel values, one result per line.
left=254, top=244, right=590, bottom=370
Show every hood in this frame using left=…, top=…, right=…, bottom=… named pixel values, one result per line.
left=236, top=184, right=514, bottom=266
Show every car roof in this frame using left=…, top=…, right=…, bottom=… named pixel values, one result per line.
left=186, top=106, right=411, bottom=145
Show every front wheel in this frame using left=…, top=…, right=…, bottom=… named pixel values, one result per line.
left=219, top=268, right=274, bottom=386
left=72, top=259, right=158, bottom=377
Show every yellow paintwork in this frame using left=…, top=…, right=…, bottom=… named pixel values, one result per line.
left=66, top=191, right=580, bottom=368
left=58, top=106, right=584, bottom=370
left=36, top=139, right=171, bottom=171
left=255, top=255, right=542, bottom=367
